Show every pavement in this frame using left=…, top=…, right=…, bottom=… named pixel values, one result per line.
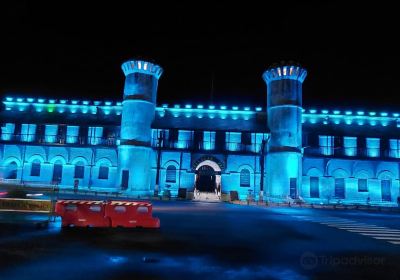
left=0, top=201, right=399, bottom=280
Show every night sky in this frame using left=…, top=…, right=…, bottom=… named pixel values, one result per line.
left=0, top=1, right=398, bottom=110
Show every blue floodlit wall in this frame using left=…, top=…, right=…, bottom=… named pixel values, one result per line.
left=1, top=61, right=400, bottom=206
left=263, top=65, right=307, bottom=201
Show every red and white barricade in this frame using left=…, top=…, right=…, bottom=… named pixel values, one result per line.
left=105, top=201, right=160, bottom=228
left=55, top=200, right=111, bottom=227
left=55, top=200, right=160, bottom=228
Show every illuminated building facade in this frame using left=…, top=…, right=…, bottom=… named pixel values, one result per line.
left=0, top=60, right=399, bottom=206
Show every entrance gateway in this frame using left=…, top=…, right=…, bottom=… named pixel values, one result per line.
left=194, top=160, right=221, bottom=201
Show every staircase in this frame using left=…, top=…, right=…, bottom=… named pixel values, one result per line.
left=193, top=191, right=220, bottom=202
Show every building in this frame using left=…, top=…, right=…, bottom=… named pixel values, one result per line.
left=0, top=60, right=399, bottom=206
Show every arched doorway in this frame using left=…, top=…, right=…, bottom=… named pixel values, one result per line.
left=194, top=159, right=222, bottom=201
left=196, top=165, right=216, bottom=192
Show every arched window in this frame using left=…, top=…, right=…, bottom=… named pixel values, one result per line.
left=166, top=165, right=176, bottom=183
left=240, top=169, right=250, bottom=187
left=30, top=159, right=41, bottom=177
left=98, top=165, right=109, bottom=180
left=6, top=161, right=18, bottom=179
left=74, top=161, right=85, bottom=179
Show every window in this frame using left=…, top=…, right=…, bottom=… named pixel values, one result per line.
left=310, top=177, right=319, bottom=198
left=30, top=160, right=41, bottom=176
left=98, top=165, right=109, bottom=179
left=358, top=179, right=368, bottom=192
left=44, top=124, right=58, bottom=143
left=225, top=132, right=241, bottom=151
left=343, top=136, right=357, bottom=156
left=319, top=135, right=334, bottom=155
left=6, top=162, right=18, bottom=179
left=389, top=139, right=400, bottom=158
left=20, top=124, right=36, bottom=142
left=240, top=169, right=250, bottom=187
left=88, top=127, right=104, bottom=145
left=203, top=131, right=216, bottom=150
left=74, top=162, right=85, bottom=179
left=166, top=165, right=176, bottom=183
left=381, top=180, right=392, bottom=202
left=334, top=178, right=345, bottom=199
left=366, top=138, right=380, bottom=157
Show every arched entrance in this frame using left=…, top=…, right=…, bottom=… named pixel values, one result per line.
left=194, top=159, right=222, bottom=201
left=196, top=165, right=216, bottom=192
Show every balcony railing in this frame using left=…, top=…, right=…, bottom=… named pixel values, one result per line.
left=0, top=133, right=117, bottom=146
left=304, top=146, right=400, bottom=159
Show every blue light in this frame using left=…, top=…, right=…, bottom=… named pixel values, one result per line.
left=369, top=112, right=376, bottom=116
left=197, top=105, right=203, bottom=109
left=244, top=107, right=250, bottom=111
left=309, top=109, right=317, bottom=113
left=255, top=107, right=262, bottom=112
left=232, top=106, right=238, bottom=110
left=83, top=101, right=90, bottom=105
left=393, top=113, right=399, bottom=117
left=105, top=101, right=112, bottom=106
left=174, top=105, right=180, bottom=108
left=356, top=111, right=364, bottom=115
left=27, top=98, right=34, bottom=102
left=345, top=111, right=352, bottom=115
left=116, top=102, right=122, bottom=106
left=220, top=105, right=227, bottom=110
left=60, top=100, right=67, bottom=104
left=17, top=98, right=23, bottom=102
left=49, top=99, right=55, bottom=104
left=333, top=110, right=341, bottom=115
left=322, top=110, right=329, bottom=114
left=71, top=100, right=78, bottom=105
left=5, top=97, right=13, bottom=101
left=162, top=104, right=168, bottom=108
left=94, top=101, right=101, bottom=106
left=380, top=112, right=388, bottom=116
left=185, top=104, right=192, bottom=109
left=209, top=105, right=215, bottom=109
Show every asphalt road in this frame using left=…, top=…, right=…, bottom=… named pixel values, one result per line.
left=0, top=201, right=399, bottom=280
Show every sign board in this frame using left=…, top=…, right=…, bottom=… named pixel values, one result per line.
left=0, top=198, right=52, bottom=213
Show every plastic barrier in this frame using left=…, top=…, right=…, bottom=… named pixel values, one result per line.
left=55, top=200, right=160, bottom=228
left=55, top=200, right=110, bottom=227
left=105, top=201, right=160, bottom=228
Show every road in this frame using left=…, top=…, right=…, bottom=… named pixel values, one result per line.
left=0, top=201, right=399, bottom=280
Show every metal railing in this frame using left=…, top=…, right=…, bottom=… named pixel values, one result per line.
left=304, top=146, right=400, bottom=159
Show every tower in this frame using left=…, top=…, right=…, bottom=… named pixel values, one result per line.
left=262, top=64, right=307, bottom=201
left=118, top=60, right=163, bottom=196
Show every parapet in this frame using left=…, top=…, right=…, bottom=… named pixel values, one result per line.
left=262, top=64, right=307, bottom=84
left=121, top=60, right=163, bottom=79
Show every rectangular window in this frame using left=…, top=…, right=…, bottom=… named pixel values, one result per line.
left=66, top=126, right=79, bottom=144
left=202, top=131, right=215, bottom=150
left=319, top=135, right=334, bottom=156
left=334, top=178, right=345, bottom=199
left=74, top=165, right=84, bottom=179
left=88, top=127, right=103, bottom=145
left=31, top=162, right=41, bottom=177
left=358, top=179, right=368, bottom=192
left=343, top=136, right=357, bottom=156
left=310, top=177, right=319, bottom=198
left=225, top=132, right=242, bottom=151
left=250, top=133, right=266, bottom=153
left=98, top=166, right=109, bottom=180
left=389, top=139, right=400, bottom=158
left=175, top=130, right=193, bottom=149
left=45, top=124, right=58, bottom=143
left=381, top=180, right=392, bottom=202
left=366, top=138, right=380, bottom=157
left=1, top=123, right=15, bottom=141
left=20, top=124, right=36, bottom=142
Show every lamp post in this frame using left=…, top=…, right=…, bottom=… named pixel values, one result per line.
left=155, top=130, right=165, bottom=197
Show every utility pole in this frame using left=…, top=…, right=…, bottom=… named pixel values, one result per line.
left=259, top=138, right=267, bottom=202
left=155, top=130, right=164, bottom=196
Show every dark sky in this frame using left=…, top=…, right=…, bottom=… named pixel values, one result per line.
left=0, top=1, right=398, bottom=110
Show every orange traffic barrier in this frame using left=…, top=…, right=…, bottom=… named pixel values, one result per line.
left=55, top=200, right=160, bottom=228
left=55, top=200, right=110, bottom=227
left=105, top=201, right=160, bottom=228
